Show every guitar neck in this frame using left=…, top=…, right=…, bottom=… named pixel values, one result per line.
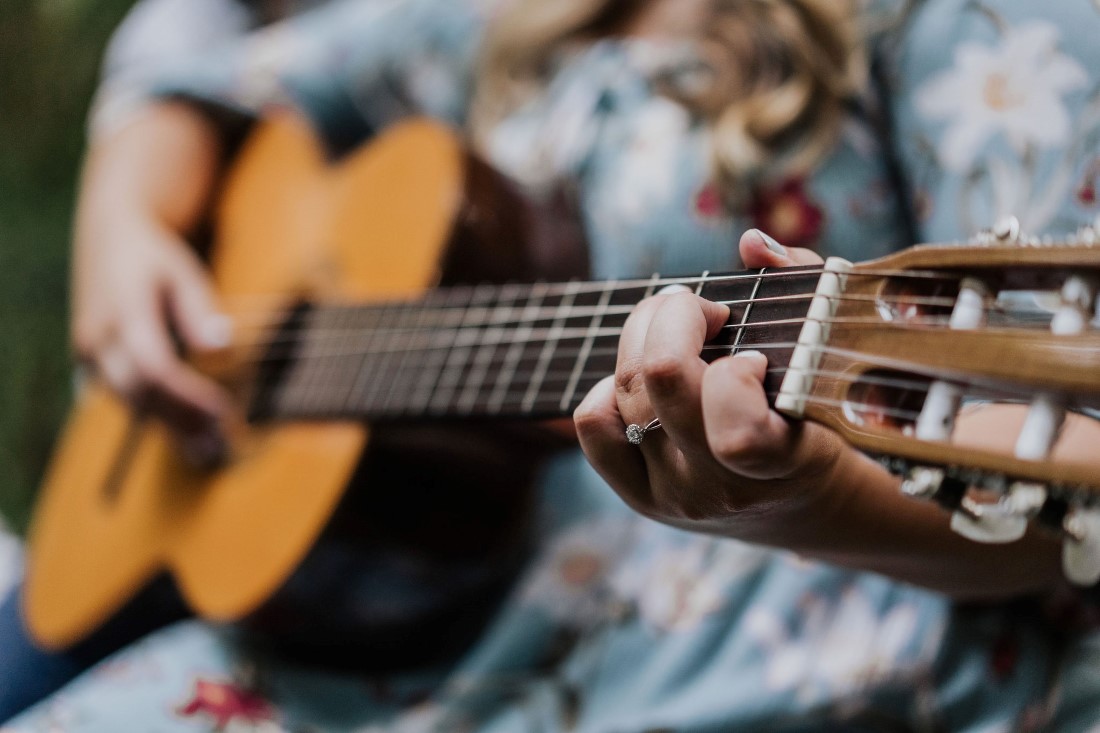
left=251, top=266, right=823, bottom=423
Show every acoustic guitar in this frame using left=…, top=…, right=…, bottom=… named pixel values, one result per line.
left=24, top=114, right=1100, bottom=650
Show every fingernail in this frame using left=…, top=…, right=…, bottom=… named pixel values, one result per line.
left=733, top=349, right=767, bottom=361
left=754, top=229, right=786, bottom=256
left=201, top=315, right=233, bottom=349
left=657, top=284, right=692, bottom=295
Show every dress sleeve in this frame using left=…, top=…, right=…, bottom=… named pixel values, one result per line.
left=879, top=0, right=1100, bottom=242
left=88, top=0, right=256, bottom=139
left=145, top=0, right=494, bottom=152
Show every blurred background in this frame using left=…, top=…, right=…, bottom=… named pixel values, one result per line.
left=0, top=0, right=133, bottom=531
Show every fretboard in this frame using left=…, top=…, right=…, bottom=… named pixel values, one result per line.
left=250, top=266, right=821, bottom=423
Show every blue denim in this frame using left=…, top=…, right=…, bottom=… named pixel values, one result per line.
left=0, top=578, right=188, bottom=723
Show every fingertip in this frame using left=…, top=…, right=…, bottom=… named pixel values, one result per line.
left=198, top=314, right=234, bottom=350
left=739, top=229, right=791, bottom=269
left=657, top=284, right=692, bottom=295
left=732, top=348, right=769, bottom=367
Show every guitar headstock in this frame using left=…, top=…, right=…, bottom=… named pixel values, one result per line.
left=775, top=219, right=1100, bottom=583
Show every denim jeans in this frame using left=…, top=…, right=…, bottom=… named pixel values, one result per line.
left=0, top=577, right=189, bottom=723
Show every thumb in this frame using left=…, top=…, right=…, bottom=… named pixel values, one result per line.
left=738, top=229, right=824, bottom=269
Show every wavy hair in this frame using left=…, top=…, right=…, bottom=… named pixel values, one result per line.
left=470, top=0, right=861, bottom=209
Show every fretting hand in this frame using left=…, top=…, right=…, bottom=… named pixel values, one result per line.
left=575, top=230, right=860, bottom=545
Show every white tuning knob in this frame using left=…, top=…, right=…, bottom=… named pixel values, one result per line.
left=950, top=499, right=1027, bottom=544
left=1063, top=509, right=1100, bottom=586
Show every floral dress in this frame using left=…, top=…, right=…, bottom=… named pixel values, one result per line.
left=5, top=0, right=1100, bottom=731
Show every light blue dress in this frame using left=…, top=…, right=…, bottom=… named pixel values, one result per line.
left=6, top=0, right=1100, bottom=731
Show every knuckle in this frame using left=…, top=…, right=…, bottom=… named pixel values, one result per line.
left=614, top=357, right=646, bottom=396
left=571, top=402, right=604, bottom=438
left=641, top=353, right=684, bottom=394
left=709, top=425, right=765, bottom=465
left=133, top=350, right=175, bottom=385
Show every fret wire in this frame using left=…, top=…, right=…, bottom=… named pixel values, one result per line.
left=487, top=283, right=548, bottom=414
left=456, top=287, right=521, bottom=413
left=323, top=305, right=360, bottom=416
left=521, top=281, right=580, bottom=414
left=426, top=285, right=495, bottom=415
left=694, top=270, right=709, bottom=296
left=346, top=302, right=393, bottom=414
left=378, top=293, right=439, bottom=416
left=560, top=279, right=615, bottom=413
left=407, top=288, right=471, bottom=415
left=299, top=307, right=337, bottom=416
left=732, top=267, right=766, bottom=353
left=358, top=300, right=409, bottom=413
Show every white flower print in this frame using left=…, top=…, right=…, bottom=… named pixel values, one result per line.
left=744, top=585, right=939, bottom=707
left=234, top=25, right=307, bottom=109
left=605, top=97, right=693, bottom=221
left=0, top=520, right=22, bottom=602
left=517, top=517, right=636, bottom=626
left=610, top=531, right=769, bottom=633
left=915, top=21, right=1087, bottom=172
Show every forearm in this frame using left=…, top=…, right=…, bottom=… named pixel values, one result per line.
left=76, top=101, right=224, bottom=243
left=759, top=407, right=1099, bottom=601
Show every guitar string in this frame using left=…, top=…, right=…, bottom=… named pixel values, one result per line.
left=333, top=363, right=1025, bottom=413
left=274, top=341, right=1076, bottom=420
left=219, top=290, right=989, bottom=348
left=203, top=265, right=968, bottom=312
left=221, top=307, right=1064, bottom=367
left=215, top=285, right=1027, bottom=353
left=199, top=266, right=977, bottom=342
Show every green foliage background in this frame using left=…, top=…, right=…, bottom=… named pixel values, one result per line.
left=0, top=0, right=135, bottom=531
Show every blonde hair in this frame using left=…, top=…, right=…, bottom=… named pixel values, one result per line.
left=470, top=0, right=861, bottom=209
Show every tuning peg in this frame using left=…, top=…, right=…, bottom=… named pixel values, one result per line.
left=950, top=499, right=1027, bottom=544
left=993, top=215, right=1021, bottom=243
left=900, top=466, right=968, bottom=512
left=913, top=279, right=988, bottom=445
left=1062, top=508, right=1100, bottom=586
left=948, top=483, right=1045, bottom=545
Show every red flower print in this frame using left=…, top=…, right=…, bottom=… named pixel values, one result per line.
left=749, top=178, right=824, bottom=249
left=693, top=182, right=725, bottom=220
left=989, top=631, right=1020, bottom=682
left=177, top=679, right=277, bottom=731
left=1077, top=159, right=1100, bottom=208
left=1079, top=182, right=1096, bottom=206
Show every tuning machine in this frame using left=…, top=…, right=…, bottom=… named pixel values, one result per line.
left=896, top=466, right=1047, bottom=545
left=1061, top=507, right=1100, bottom=586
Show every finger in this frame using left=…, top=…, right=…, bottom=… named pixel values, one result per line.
left=164, top=254, right=233, bottom=353
left=642, top=291, right=730, bottom=456
left=574, top=375, right=651, bottom=510
left=93, top=332, right=224, bottom=463
left=613, top=288, right=684, bottom=425
left=701, top=350, right=798, bottom=479
left=120, top=290, right=231, bottom=424
left=95, top=341, right=140, bottom=399
left=738, top=229, right=824, bottom=269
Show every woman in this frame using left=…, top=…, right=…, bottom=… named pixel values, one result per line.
left=5, top=0, right=1100, bottom=729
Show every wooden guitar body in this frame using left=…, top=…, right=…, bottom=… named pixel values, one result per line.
left=25, top=115, right=555, bottom=649
left=26, top=113, right=1100, bottom=650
